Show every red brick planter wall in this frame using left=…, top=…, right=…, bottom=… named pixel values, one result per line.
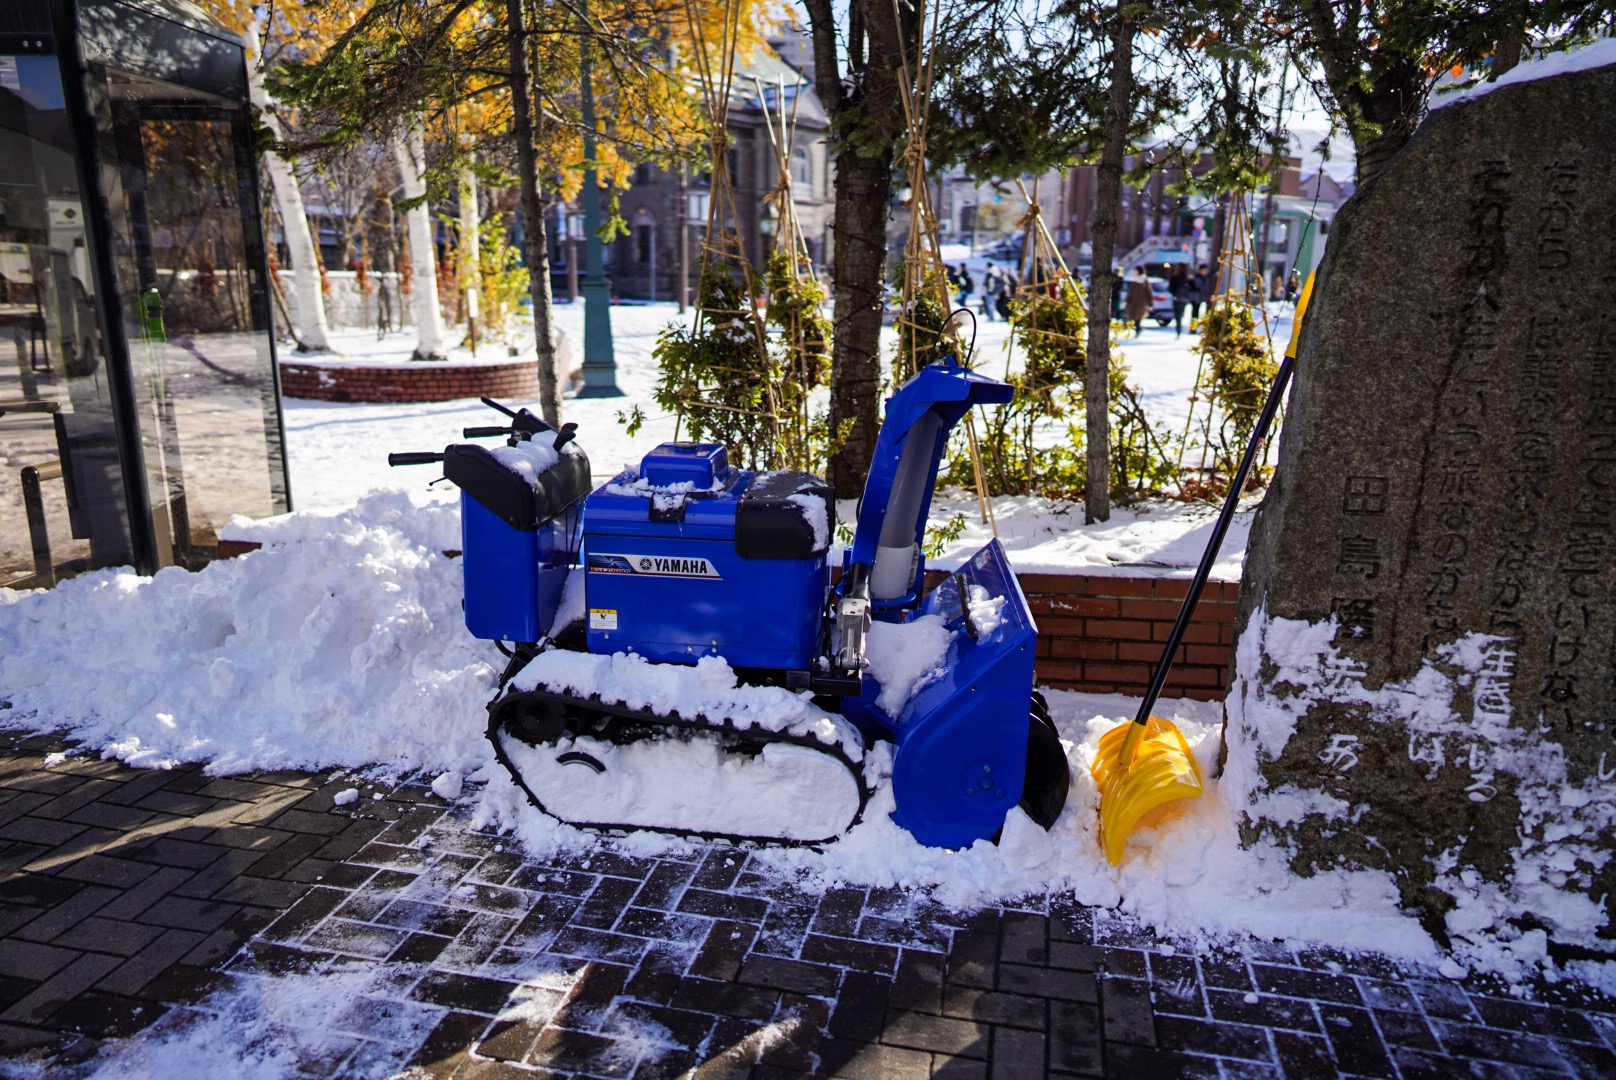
left=1019, top=574, right=1238, bottom=701
left=278, top=359, right=540, bottom=404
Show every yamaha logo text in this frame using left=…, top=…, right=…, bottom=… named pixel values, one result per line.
left=588, top=553, right=721, bottom=579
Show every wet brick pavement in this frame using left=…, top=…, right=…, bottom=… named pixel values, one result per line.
left=3, top=730, right=1616, bottom=1077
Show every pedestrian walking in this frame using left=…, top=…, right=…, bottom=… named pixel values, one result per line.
left=1110, top=268, right=1125, bottom=320
left=1190, top=264, right=1213, bottom=322
left=1284, top=269, right=1300, bottom=304
left=956, top=263, right=974, bottom=308
left=1124, top=267, right=1152, bottom=337
left=1168, top=265, right=1194, bottom=337
left=996, top=273, right=1018, bottom=321
left=980, top=263, right=1001, bottom=321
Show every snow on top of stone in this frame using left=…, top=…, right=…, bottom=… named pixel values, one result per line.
left=1431, top=37, right=1616, bottom=111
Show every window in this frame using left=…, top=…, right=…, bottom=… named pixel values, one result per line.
left=1, top=0, right=287, bottom=587
left=791, top=146, right=811, bottom=188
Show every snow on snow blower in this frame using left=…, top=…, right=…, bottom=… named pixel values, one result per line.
left=390, top=359, right=1070, bottom=848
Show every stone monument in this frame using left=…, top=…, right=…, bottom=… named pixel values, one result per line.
left=1227, top=55, right=1616, bottom=956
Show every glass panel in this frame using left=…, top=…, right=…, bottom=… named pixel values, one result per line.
left=0, top=43, right=134, bottom=588
left=83, top=32, right=287, bottom=569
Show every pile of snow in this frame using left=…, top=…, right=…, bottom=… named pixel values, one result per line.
left=863, top=614, right=953, bottom=715
left=17, top=474, right=1616, bottom=991
left=0, top=491, right=493, bottom=780
left=8, top=301, right=1612, bottom=989
left=750, top=698, right=1439, bottom=960
left=918, top=492, right=1259, bottom=579
left=502, top=732, right=862, bottom=842
left=966, top=583, right=1007, bottom=638
left=9, top=490, right=1614, bottom=988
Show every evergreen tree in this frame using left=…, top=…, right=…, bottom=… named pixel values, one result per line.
left=930, top=0, right=1281, bottom=520
left=1280, top=0, right=1615, bottom=186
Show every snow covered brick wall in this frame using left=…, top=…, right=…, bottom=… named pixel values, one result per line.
left=1226, top=53, right=1616, bottom=960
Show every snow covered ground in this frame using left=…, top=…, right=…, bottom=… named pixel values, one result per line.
left=0, top=493, right=1428, bottom=958
left=279, top=299, right=1293, bottom=579
left=2, top=287, right=1609, bottom=1024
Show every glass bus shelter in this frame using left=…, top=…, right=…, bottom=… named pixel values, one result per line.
left=0, top=0, right=289, bottom=589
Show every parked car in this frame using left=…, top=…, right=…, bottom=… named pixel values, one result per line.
left=978, top=234, right=1024, bottom=262
left=1149, top=277, right=1175, bottom=326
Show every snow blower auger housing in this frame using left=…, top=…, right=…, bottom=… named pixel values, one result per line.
left=391, top=362, right=1070, bottom=849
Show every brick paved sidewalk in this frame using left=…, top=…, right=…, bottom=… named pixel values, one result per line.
left=3, top=731, right=1616, bottom=1078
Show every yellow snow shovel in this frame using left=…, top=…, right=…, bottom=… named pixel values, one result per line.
left=1092, top=272, right=1317, bottom=864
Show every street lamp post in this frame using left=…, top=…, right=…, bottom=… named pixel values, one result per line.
left=576, top=3, right=621, bottom=398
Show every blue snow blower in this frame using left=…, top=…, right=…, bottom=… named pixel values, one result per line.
left=390, top=360, right=1069, bottom=848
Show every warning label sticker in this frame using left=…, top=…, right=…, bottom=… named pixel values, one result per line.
left=588, top=553, right=721, bottom=579
left=589, top=609, right=618, bottom=630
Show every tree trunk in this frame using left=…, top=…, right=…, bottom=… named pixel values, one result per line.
left=1305, top=1, right=1423, bottom=189
left=373, top=190, right=397, bottom=334
left=245, top=24, right=329, bottom=352
left=394, top=117, right=449, bottom=359
left=1491, top=28, right=1524, bottom=80
left=1084, top=13, right=1135, bottom=524
left=506, top=0, right=561, bottom=424
left=1352, top=109, right=1418, bottom=188
left=460, top=163, right=480, bottom=351
left=805, top=0, right=910, bottom=497
left=824, top=144, right=894, bottom=497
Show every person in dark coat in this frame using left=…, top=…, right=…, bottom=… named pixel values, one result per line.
left=957, top=264, right=974, bottom=308
left=1110, top=269, right=1125, bottom=320
left=996, top=273, right=1018, bottom=321
left=980, top=262, right=1000, bottom=321
left=1124, top=267, right=1152, bottom=337
left=1190, top=264, right=1213, bottom=321
left=1168, top=265, right=1194, bottom=337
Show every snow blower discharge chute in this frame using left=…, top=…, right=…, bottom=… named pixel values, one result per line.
left=390, top=360, right=1070, bottom=848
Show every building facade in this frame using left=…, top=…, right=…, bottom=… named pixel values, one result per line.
left=1059, top=153, right=1308, bottom=277
left=568, top=37, right=834, bottom=303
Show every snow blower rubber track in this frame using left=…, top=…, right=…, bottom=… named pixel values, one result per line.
left=486, top=663, right=870, bottom=848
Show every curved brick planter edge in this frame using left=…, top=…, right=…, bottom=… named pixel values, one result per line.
left=279, top=359, right=540, bottom=404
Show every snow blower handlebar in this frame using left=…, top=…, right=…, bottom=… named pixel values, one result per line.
left=477, top=397, right=552, bottom=439
left=463, top=412, right=579, bottom=452
left=388, top=451, right=445, bottom=467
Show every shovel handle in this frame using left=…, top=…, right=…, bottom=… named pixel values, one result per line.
left=1128, top=273, right=1317, bottom=734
